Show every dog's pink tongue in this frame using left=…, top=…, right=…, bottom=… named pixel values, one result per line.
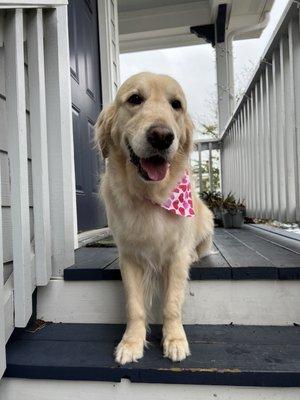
left=140, top=158, right=169, bottom=181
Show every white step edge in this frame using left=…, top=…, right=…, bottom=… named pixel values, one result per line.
left=1, top=378, right=300, bottom=400
left=37, top=278, right=300, bottom=325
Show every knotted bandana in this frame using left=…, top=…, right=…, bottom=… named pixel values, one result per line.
left=161, top=171, right=195, bottom=217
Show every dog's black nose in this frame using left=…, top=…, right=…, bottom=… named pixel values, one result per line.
left=146, top=125, right=174, bottom=150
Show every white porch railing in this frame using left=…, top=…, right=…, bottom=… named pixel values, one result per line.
left=0, top=2, right=75, bottom=378
left=198, top=1, right=300, bottom=223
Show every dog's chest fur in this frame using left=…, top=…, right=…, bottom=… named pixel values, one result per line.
left=105, top=190, right=194, bottom=270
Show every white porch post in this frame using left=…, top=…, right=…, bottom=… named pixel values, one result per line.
left=215, top=35, right=234, bottom=133
left=198, top=143, right=203, bottom=194
left=44, top=6, right=76, bottom=276
left=208, top=142, right=213, bottom=191
left=98, top=0, right=120, bottom=105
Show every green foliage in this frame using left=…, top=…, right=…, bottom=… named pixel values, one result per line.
left=201, top=124, right=218, bottom=138
left=200, top=191, right=223, bottom=209
left=200, top=190, right=246, bottom=212
left=192, top=155, right=220, bottom=194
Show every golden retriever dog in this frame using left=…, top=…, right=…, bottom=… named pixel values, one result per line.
left=95, top=72, right=214, bottom=365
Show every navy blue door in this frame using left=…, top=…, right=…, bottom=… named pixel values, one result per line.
left=68, top=0, right=106, bottom=231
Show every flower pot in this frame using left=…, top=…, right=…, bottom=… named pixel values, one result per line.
left=232, top=210, right=244, bottom=228
left=222, top=209, right=244, bottom=229
left=221, top=210, right=233, bottom=228
left=213, top=207, right=223, bottom=227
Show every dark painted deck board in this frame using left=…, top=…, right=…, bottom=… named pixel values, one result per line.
left=213, top=229, right=274, bottom=268
left=5, top=323, right=300, bottom=386
left=228, top=229, right=300, bottom=268
left=64, top=227, right=300, bottom=281
left=74, top=247, right=118, bottom=269
left=250, top=224, right=300, bottom=243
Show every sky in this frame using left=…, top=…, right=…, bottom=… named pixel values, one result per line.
left=120, top=0, right=290, bottom=135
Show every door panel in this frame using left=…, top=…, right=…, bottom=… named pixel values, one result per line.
left=68, top=0, right=106, bottom=232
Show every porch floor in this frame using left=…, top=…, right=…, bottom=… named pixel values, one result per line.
left=65, top=225, right=300, bottom=281
left=4, top=323, right=300, bottom=386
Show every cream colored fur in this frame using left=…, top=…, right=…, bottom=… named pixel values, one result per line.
left=95, top=72, right=214, bottom=365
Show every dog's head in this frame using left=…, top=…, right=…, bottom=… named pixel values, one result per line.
left=96, top=72, right=194, bottom=182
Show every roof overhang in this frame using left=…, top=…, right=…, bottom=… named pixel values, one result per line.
left=118, top=0, right=275, bottom=53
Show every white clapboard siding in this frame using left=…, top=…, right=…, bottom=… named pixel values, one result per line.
left=98, top=0, right=120, bottom=104
left=4, top=9, right=32, bottom=327
left=0, top=140, right=6, bottom=379
left=44, top=6, right=75, bottom=276
left=27, top=9, right=52, bottom=286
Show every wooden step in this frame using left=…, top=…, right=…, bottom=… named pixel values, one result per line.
left=4, top=323, right=300, bottom=387
left=64, top=226, right=300, bottom=281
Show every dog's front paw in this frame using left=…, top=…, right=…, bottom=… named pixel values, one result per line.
left=163, top=336, right=190, bottom=362
left=115, top=339, right=144, bottom=365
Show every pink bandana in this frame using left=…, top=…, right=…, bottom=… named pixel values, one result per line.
left=161, top=171, right=195, bottom=217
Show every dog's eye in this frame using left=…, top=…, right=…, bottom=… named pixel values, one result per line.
left=127, top=94, right=144, bottom=105
left=171, top=99, right=182, bottom=110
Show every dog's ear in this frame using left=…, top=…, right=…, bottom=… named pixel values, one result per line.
left=95, top=103, right=116, bottom=158
left=183, top=113, right=195, bottom=153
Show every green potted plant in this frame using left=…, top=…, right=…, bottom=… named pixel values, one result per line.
left=201, top=191, right=223, bottom=226
left=221, top=193, right=245, bottom=228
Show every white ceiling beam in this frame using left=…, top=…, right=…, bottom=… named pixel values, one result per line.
left=121, top=30, right=205, bottom=53
left=119, top=2, right=211, bottom=35
left=119, top=1, right=211, bottom=53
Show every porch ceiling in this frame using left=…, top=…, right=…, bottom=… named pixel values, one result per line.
left=118, top=0, right=275, bottom=53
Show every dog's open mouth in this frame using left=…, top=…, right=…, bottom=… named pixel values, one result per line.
left=126, top=141, right=169, bottom=181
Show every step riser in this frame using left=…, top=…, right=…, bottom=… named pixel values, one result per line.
left=1, top=378, right=300, bottom=400
left=37, top=279, right=300, bottom=325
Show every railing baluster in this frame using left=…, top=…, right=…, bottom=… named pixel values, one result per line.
left=277, top=38, right=288, bottom=221
left=240, top=106, right=245, bottom=203
left=231, top=122, right=235, bottom=196
left=233, top=121, right=238, bottom=197
left=238, top=113, right=242, bottom=201
left=27, top=9, right=52, bottom=286
left=259, top=74, right=266, bottom=218
left=0, top=146, right=5, bottom=377
left=264, top=65, right=272, bottom=219
left=290, top=12, right=300, bottom=222
left=236, top=119, right=240, bottom=198
left=285, top=19, right=298, bottom=222
left=240, top=111, right=245, bottom=201
left=254, top=84, right=261, bottom=218
left=271, top=51, right=280, bottom=220
left=242, top=99, right=250, bottom=211
left=221, top=139, right=226, bottom=194
left=250, top=93, right=256, bottom=216
left=5, top=9, right=32, bottom=327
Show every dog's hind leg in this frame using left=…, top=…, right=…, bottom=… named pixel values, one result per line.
left=196, top=234, right=215, bottom=260
left=115, top=257, right=147, bottom=365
